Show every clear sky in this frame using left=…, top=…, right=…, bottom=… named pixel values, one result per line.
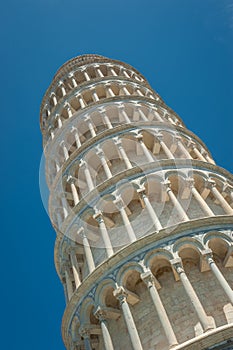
left=1, top=1, right=232, bottom=349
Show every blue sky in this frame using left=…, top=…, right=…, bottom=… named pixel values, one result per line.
left=1, top=1, right=232, bottom=349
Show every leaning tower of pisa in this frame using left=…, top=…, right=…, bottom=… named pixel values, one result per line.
left=40, top=54, right=233, bottom=350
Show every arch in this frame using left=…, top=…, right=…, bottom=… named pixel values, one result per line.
left=204, top=232, right=231, bottom=262
left=79, top=297, right=96, bottom=324
left=116, top=261, right=144, bottom=287
left=144, top=248, right=173, bottom=269
left=94, top=278, right=117, bottom=308
left=173, top=237, right=204, bottom=255
left=70, top=315, right=80, bottom=342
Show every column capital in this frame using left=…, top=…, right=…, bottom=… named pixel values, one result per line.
left=59, top=140, right=66, bottom=147
left=155, top=132, right=163, bottom=141
left=95, top=146, right=104, bottom=157
left=205, top=178, right=216, bottom=189
left=67, top=175, right=76, bottom=185
left=113, top=196, right=124, bottom=210
left=94, top=306, right=107, bottom=321
left=135, top=133, right=143, bottom=142
left=48, top=125, right=54, bottom=132
left=137, top=186, right=147, bottom=199
left=185, top=177, right=195, bottom=188
left=83, top=114, right=91, bottom=122
left=118, top=103, right=125, bottom=111
left=113, top=286, right=128, bottom=303
left=98, top=106, right=106, bottom=114
left=161, top=180, right=171, bottom=191
left=140, top=270, right=161, bottom=290
left=94, top=306, right=121, bottom=320
left=187, top=139, right=196, bottom=149
left=67, top=247, right=77, bottom=257
left=201, top=249, right=214, bottom=262
left=70, top=126, right=78, bottom=133
left=64, top=102, right=71, bottom=109
left=173, top=134, right=182, bottom=142
left=113, top=137, right=122, bottom=146
left=113, top=286, right=140, bottom=306
left=77, top=227, right=85, bottom=238
left=170, top=257, right=184, bottom=273
left=79, top=326, right=90, bottom=339
left=79, top=159, right=87, bottom=168
left=93, top=210, right=104, bottom=223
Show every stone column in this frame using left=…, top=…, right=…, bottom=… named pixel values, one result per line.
left=109, top=66, right=118, bottom=76
left=208, top=180, right=233, bottom=215
left=44, top=104, right=50, bottom=117
left=76, top=94, right=87, bottom=109
left=141, top=271, right=178, bottom=348
left=93, top=210, right=114, bottom=258
left=96, top=147, right=112, bottom=179
left=69, top=73, right=78, bottom=87
left=137, top=107, right=148, bottom=121
left=135, top=88, right=144, bottom=96
left=51, top=92, right=57, bottom=106
left=64, top=102, right=73, bottom=118
left=95, top=65, right=104, bottom=77
left=136, top=134, right=154, bottom=162
left=204, top=252, right=233, bottom=305
left=67, top=176, right=79, bottom=206
left=174, top=135, right=192, bottom=159
left=114, top=138, right=132, bottom=169
left=48, top=126, right=55, bottom=140
left=83, top=70, right=91, bottom=81
left=79, top=328, right=92, bottom=350
left=114, top=197, right=137, bottom=242
left=91, top=87, right=99, bottom=102
left=189, top=141, right=207, bottom=162
left=60, top=140, right=69, bottom=161
left=157, top=134, right=174, bottom=159
left=70, top=251, right=81, bottom=289
left=55, top=209, right=62, bottom=228
left=61, top=196, right=69, bottom=218
left=99, top=108, right=113, bottom=129
left=119, top=105, right=131, bottom=123
left=205, top=153, right=215, bottom=164
left=55, top=114, right=63, bottom=128
left=84, top=115, right=96, bottom=137
left=59, top=81, right=66, bottom=96
left=55, top=159, right=60, bottom=173
left=65, top=269, right=73, bottom=301
left=187, top=178, right=214, bottom=217
left=80, top=160, right=94, bottom=191
left=171, top=259, right=215, bottom=331
left=78, top=228, right=95, bottom=274
left=71, top=126, right=82, bottom=148
left=153, top=108, right=164, bottom=122
left=122, top=69, right=131, bottom=78
left=163, top=181, right=189, bottom=221
left=113, top=287, right=143, bottom=350
left=121, top=84, right=131, bottom=95
left=106, top=84, right=115, bottom=97
left=94, top=307, right=115, bottom=350
left=137, top=188, right=162, bottom=231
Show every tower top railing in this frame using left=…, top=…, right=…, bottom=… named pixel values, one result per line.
left=40, top=54, right=151, bottom=119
